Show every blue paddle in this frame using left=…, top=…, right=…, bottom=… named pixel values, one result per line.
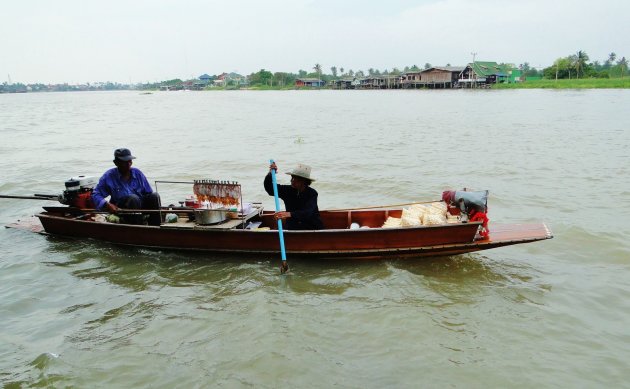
left=269, top=159, right=288, bottom=274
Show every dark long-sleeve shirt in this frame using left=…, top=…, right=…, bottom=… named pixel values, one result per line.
left=92, top=167, right=154, bottom=210
left=264, top=173, right=324, bottom=230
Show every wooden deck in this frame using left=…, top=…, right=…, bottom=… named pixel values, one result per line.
left=160, top=207, right=262, bottom=230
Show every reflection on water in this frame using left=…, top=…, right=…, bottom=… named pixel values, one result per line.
left=42, top=236, right=546, bottom=302
left=37, top=235, right=556, bottom=347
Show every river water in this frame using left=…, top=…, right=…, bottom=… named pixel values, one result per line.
left=1, top=89, right=629, bottom=387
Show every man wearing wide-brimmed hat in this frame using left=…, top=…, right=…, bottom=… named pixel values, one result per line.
left=92, top=148, right=161, bottom=225
left=264, top=162, right=324, bottom=230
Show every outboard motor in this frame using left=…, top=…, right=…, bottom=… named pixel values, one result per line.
left=60, top=175, right=97, bottom=208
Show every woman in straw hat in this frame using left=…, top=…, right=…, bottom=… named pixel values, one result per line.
left=264, top=162, right=324, bottom=230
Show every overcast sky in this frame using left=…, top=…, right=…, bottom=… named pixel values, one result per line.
left=2, top=0, right=629, bottom=84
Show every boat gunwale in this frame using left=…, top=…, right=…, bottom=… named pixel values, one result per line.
left=35, top=211, right=484, bottom=234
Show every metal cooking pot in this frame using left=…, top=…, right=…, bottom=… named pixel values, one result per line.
left=194, top=208, right=228, bottom=225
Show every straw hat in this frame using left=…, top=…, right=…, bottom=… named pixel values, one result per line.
left=285, top=163, right=315, bottom=182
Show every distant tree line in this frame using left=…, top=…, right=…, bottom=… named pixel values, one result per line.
left=5, top=49, right=627, bottom=91
left=542, top=51, right=628, bottom=79
left=148, top=51, right=627, bottom=88
left=249, top=50, right=629, bottom=87
left=244, top=64, right=442, bottom=87
left=243, top=52, right=626, bottom=87
left=0, top=81, right=131, bottom=93
left=140, top=79, right=184, bottom=89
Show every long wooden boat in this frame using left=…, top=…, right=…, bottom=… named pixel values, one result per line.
left=24, top=205, right=553, bottom=259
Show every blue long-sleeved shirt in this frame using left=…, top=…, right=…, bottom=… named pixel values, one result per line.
left=264, top=173, right=323, bottom=230
left=92, top=167, right=154, bottom=210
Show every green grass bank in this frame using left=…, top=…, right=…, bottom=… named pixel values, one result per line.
left=492, top=78, right=630, bottom=89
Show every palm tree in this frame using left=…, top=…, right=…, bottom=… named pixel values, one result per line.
left=340, top=67, right=344, bottom=76
left=313, top=63, right=322, bottom=87
left=573, top=50, right=589, bottom=79
left=604, top=52, right=616, bottom=69
left=313, top=63, right=322, bottom=75
left=608, top=52, right=617, bottom=64
left=554, top=57, right=571, bottom=80
left=618, top=57, right=628, bottom=79
left=567, top=54, right=577, bottom=79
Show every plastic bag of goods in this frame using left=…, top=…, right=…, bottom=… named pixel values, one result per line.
left=409, top=204, right=428, bottom=223
left=401, top=207, right=423, bottom=227
left=427, top=201, right=447, bottom=215
left=423, top=213, right=447, bottom=226
left=382, top=216, right=402, bottom=228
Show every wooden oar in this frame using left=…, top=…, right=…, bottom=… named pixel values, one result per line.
left=0, top=194, right=58, bottom=201
left=269, top=159, right=289, bottom=274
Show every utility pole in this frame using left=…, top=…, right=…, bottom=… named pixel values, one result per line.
left=470, top=52, right=477, bottom=88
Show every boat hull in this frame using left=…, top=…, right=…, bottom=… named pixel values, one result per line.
left=35, top=212, right=551, bottom=258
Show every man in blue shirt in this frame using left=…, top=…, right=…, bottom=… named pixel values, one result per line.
left=92, top=148, right=161, bottom=225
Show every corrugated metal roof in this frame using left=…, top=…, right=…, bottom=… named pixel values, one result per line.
left=470, top=61, right=511, bottom=77
left=422, top=66, right=465, bottom=73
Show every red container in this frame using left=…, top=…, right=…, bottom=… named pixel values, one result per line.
left=185, top=197, right=200, bottom=208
